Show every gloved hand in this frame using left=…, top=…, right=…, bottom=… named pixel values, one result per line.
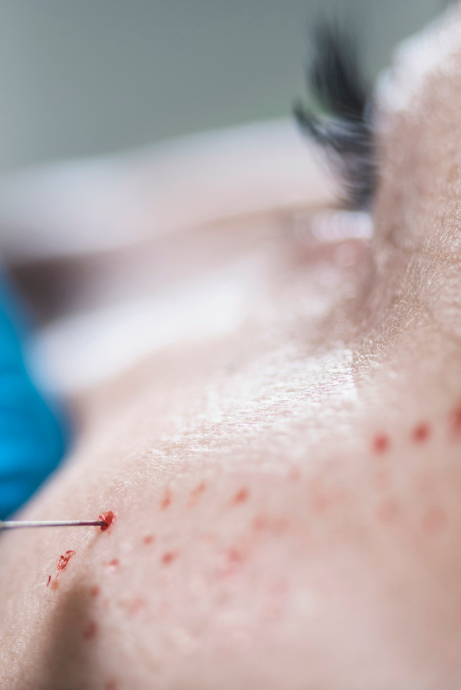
left=0, top=271, right=67, bottom=519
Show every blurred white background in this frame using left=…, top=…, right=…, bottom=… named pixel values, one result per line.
left=0, top=0, right=443, bottom=173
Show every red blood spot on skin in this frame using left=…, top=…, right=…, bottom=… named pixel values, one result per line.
left=82, top=621, right=97, bottom=640
left=219, top=547, right=246, bottom=576
left=449, top=405, right=461, bottom=440
left=423, top=507, right=447, bottom=535
left=47, top=575, right=51, bottom=587
left=376, top=499, right=401, bottom=524
left=90, top=585, right=100, bottom=597
left=412, top=423, right=431, bottom=443
left=124, top=598, right=146, bottom=616
left=50, top=578, right=59, bottom=591
left=143, top=535, right=155, bottom=545
left=191, top=482, right=206, bottom=499
left=161, top=551, right=177, bottom=566
left=104, top=558, right=119, bottom=572
left=188, top=481, right=207, bottom=507
left=232, top=487, right=249, bottom=505
left=56, top=550, right=76, bottom=571
left=225, top=548, right=244, bottom=566
left=373, top=434, right=390, bottom=454
left=98, top=511, right=115, bottom=531
left=160, top=488, right=172, bottom=510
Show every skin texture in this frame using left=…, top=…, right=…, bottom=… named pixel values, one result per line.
left=4, top=8, right=461, bottom=689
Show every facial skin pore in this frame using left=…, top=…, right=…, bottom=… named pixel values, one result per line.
left=3, top=6, right=461, bottom=690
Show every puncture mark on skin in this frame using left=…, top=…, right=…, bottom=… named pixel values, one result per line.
left=188, top=481, right=207, bottom=507
left=218, top=547, right=246, bottom=576
left=82, top=621, right=98, bottom=639
left=449, top=404, right=461, bottom=440
left=232, top=487, right=249, bottom=505
left=372, top=433, right=390, bottom=455
left=160, top=488, right=172, bottom=510
left=99, top=511, right=115, bottom=531
left=161, top=551, right=177, bottom=565
left=123, top=598, right=146, bottom=616
left=47, top=549, right=76, bottom=590
left=57, top=550, right=76, bottom=571
left=104, top=558, right=119, bottom=572
left=412, top=422, right=431, bottom=443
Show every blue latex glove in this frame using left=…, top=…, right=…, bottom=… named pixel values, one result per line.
left=0, top=271, right=67, bottom=519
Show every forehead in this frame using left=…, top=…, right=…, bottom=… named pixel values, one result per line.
left=377, top=4, right=461, bottom=115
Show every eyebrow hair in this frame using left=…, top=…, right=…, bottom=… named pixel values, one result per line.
left=293, top=23, right=375, bottom=210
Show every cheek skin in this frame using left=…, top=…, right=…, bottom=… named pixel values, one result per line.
left=36, top=402, right=459, bottom=689
left=3, top=375, right=461, bottom=688
left=3, top=196, right=461, bottom=690
left=4, top=328, right=461, bottom=690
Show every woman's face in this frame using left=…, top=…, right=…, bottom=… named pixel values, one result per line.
left=3, top=6, right=461, bottom=690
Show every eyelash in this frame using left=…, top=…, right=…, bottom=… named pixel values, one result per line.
left=293, top=24, right=375, bottom=210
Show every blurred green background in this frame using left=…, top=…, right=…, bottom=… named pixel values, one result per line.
left=0, top=0, right=444, bottom=172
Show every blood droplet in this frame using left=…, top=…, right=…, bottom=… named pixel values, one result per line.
left=449, top=405, right=461, bottom=440
left=57, top=550, right=76, bottom=571
left=46, top=575, right=51, bottom=587
left=232, top=487, right=249, bottom=505
left=98, top=511, right=115, bottom=531
left=160, top=488, right=172, bottom=510
left=218, top=547, right=246, bottom=576
left=82, top=621, right=97, bottom=640
left=412, top=423, right=431, bottom=443
left=372, top=433, right=390, bottom=454
left=161, top=551, right=177, bottom=565
left=188, top=481, right=207, bottom=506
left=191, top=481, right=206, bottom=498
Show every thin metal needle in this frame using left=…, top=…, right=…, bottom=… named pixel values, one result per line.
left=0, top=519, right=106, bottom=530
